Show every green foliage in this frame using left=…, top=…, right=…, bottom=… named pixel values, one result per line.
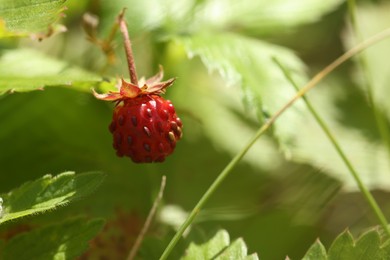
left=1, top=218, right=104, bottom=260
left=178, top=32, right=307, bottom=123
left=1, top=0, right=390, bottom=259
left=0, top=48, right=101, bottom=95
left=176, top=31, right=390, bottom=190
left=191, top=0, right=345, bottom=35
left=346, top=2, right=390, bottom=119
left=303, top=228, right=390, bottom=260
left=302, top=240, right=327, bottom=260
left=182, top=229, right=258, bottom=260
left=0, top=0, right=67, bottom=37
left=99, top=0, right=345, bottom=36
left=0, top=171, right=105, bottom=225
left=275, top=81, right=390, bottom=190
left=167, top=43, right=283, bottom=170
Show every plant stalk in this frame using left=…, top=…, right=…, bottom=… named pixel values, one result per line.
left=274, top=58, right=390, bottom=237
left=127, top=176, right=167, bottom=260
left=347, top=0, right=390, bottom=163
left=118, top=9, right=138, bottom=85
left=160, top=123, right=270, bottom=260
left=160, top=27, right=390, bottom=260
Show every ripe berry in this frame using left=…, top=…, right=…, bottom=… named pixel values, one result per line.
left=92, top=11, right=182, bottom=163
left=110, top=95, right=183, bottom=162
left=94, top=68, right=182, bottom=163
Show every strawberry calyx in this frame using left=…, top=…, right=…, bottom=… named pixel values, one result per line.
left=93, top=66, right=175, bottom=101
left=92, top=10, right=182, bottom=163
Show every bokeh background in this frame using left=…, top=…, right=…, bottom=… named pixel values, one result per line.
left=1, top=0, right=390, bottom=258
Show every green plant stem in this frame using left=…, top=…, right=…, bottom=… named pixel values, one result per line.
left=274, top=58, right=390, bottom=237
left=159, top=27, right=390, bottom=260
left=127, top=176, right=166, bottom=260
left=160, top=120, right=270, bottom=260
left=347, top=0, right=390, bottom=162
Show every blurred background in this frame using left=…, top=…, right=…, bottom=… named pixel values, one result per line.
left=1, top=0, right=390, bottom=258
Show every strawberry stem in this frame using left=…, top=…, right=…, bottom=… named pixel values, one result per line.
left=118, top=9, right=138, bottom=85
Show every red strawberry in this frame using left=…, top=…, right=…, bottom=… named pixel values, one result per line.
left=94, top=68, right=182, bottom=163
left=93, top=11, right=182, bottom=163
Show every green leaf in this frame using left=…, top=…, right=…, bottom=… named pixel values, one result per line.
left=166, top=40, right=284, bottom=171
left=177, top=31, right=390, bottom=191
left=352, top=229, right=382, bottom=259
left=328, top=231, right=355, bottom=260
left=179, top=32, right=390, bottom=191
left=219, top=238, right=259, bottom=260
left=303, top=228, right=390, bottom=260
left=275, top=75, right=390, bottom=190
left=194, top=0, right=345, bottom=35
left=344, top=2, right=390, bottom=120
left=302, top=240, right=327, bottom=260
left=0, top=48, right=101, bottom=95
left=178, top=31, right=307, bottom=123
left=0, top=171, right=105, bottom=225
left=0, top=0, right=66, bottom=38
left=182, top=229, right=258, bottom=259
left=1, top=218, right=104, bottom=260
left=99, top=0, right=196, bottom=35
left=99, top=0, right=343, bottom=36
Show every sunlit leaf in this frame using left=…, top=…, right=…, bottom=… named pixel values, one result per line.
left=178, top=31, right=307, bottom=123
left=175, top=31, right=311, bottom=172
left=1, top=218, right=104, bottom=260
left=303, top=228, right=390, bottom=260
left=194, top=0, right=345, bottom=35
left=99, top=0, right=196, bottom=35
left=99, top=0, right=344, bottom=36
left=302, top=240, right=327, bottom=260
left=0, top=171, right=105, bottom=225
left=276, top=77, right=390, bottom=190
left=182, top=229, right=258, bottom=259
left=0, top=0, right=67, bottom=38
left=0, top=48, right=101, bottom=95
left=344, top=2, right=390, bottom=120
left=167, top=44, right=283, bottom=171
left=177, top=31, right=390, bottom=191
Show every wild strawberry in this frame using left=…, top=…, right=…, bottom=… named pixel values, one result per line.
left=92, top=10, right=181, bottom=163
left=93, top=68, right=182, bottom=163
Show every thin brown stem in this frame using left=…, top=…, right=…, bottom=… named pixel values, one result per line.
left=127, top=175, right=167, bottom=260
left=118, top=9, right=138, bottom=85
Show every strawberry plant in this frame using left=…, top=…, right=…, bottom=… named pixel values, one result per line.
left=1, top=0, right=390, bottom=259
left=93, top=11, right=182, bottom=163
